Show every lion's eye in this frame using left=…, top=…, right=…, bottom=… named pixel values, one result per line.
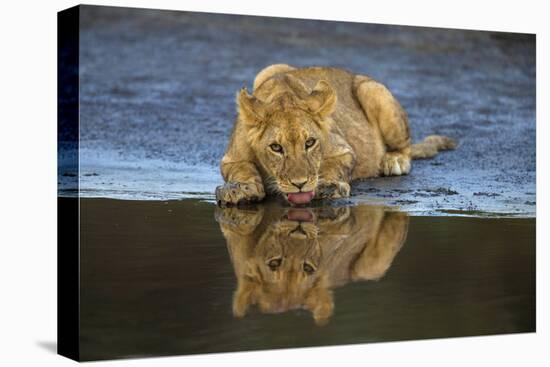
left=268, top=258, right=282, bottom=271
left=303, top=262, right=315, bottom=274
left=305, top=138, right=316, bottom=149
left=270, top=143, right=283, bottom=153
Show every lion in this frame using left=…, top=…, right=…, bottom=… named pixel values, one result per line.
left=215, top=204, right=409, bottom=325
left=216, top=64, right=456, bottom=206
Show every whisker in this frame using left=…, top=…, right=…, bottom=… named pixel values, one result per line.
left=264, top=176, right=282, bottom=196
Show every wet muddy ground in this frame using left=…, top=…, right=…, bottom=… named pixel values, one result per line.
left=76, top=198, right=535, bottom=361
left=58, top=5, right=536, bottom=216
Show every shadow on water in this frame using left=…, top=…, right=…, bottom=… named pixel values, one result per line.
left=74, top=198, right=535, bottom=361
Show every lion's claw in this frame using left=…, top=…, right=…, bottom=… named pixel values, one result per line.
left=381, top=153, right=411, bottom=176
left=216, top=182, right=265, bottom=206
left=315, top=181, right=351, bottom=199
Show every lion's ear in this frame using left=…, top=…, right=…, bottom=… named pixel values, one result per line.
left=237, top=88, right=266, bottom=125
left=306, top=281, right=334, bottom=326
left=233, top=261, right=260, bottom=317
left=232, top=278, right=256, bottom=318
left=306, top=80, right=337, bottom=119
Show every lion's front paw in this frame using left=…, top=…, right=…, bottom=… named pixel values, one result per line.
left=216, top=182, right=265, bottom=206
left=315, top=180, right=351, bottom=200
left=381, top=152, right=411, bottom=176
left=214, top=206, right=264, bottom=234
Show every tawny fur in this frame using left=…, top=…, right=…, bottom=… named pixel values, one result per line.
left=253, top=63, right=296, bottom=91
left=411, top=135, right=457, bottom=159
left=216, top=64, right=456, bottom=205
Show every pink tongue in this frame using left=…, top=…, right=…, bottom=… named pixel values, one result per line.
left=287, top=191, right=315, bottom=204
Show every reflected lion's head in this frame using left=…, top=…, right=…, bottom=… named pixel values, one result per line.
left=232, top=209, right=333, bottom=325
left=217, top=205, right=408, bottom=325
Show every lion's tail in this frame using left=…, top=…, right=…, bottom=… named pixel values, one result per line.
left=411, top=135, right=457, bottom=159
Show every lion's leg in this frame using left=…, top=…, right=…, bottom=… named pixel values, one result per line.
left=216, top=161, right=266, bottom=206
left=354, top=76, right=412, bottom=176
left=315, top=152, right=355, bottom=200
left=351, top=211, right=409, bottom=281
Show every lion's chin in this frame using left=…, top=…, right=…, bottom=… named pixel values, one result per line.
left=287, top=191, right=315, bottom=205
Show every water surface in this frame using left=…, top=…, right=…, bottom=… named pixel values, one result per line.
left=77, top=198, right=535, bottom=361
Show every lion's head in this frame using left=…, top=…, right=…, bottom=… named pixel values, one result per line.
left=236, top=76, right=337, bottom=205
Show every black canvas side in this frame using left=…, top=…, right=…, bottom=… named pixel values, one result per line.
left=57, top=5, right=80, bottom=362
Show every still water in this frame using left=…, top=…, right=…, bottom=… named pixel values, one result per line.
left=79, top=199, right=535, bottom=361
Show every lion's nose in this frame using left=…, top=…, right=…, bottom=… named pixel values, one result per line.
left=291, top=179, right=308, bottom=190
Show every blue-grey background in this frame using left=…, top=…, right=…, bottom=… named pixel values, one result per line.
left=60, top=5, right=536, bottom=216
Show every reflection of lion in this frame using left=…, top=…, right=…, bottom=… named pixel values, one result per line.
left=215, top=204, right=409, bottom=325
left=216, top=64, right=456, bottom=206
